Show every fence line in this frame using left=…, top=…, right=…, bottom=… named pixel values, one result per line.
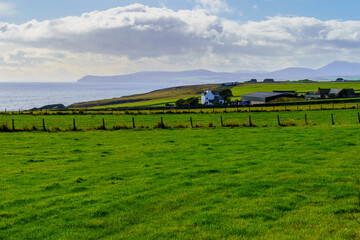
left=1, top=111, right=360, bottom=132
left=1, top=102, right=360, bottom=116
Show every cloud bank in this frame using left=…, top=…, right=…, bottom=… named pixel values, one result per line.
left=1, top=3, right=360, bottom=81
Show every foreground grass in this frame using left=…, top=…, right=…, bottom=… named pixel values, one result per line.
left=1, top=126, right=360, bottom=239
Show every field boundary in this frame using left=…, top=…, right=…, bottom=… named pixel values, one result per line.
left=1, top=110, right=360, bottom=132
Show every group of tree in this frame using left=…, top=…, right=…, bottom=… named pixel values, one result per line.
left=219, top=89, right=233, bottom=103
left=175, top=97, right=199, bottom=107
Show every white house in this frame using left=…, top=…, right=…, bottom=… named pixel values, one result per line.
left=201, top=90, right=224, bottom=105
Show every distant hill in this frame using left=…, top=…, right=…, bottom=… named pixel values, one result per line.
left=269, top=67, right=317, bottom=78
left=78, top=69, right=236, bottom=83
left=316, top=61, right=360, bottom=76
left=78, top=61, right=360, bottom=83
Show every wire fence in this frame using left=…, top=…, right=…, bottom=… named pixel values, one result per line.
left=1, top=108, right=360, bottom=132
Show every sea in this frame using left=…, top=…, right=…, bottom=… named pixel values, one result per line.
left=0, top=81, right=205, bottom=111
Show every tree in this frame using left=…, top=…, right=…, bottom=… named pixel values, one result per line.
left=219, top=89, right=233, bottom=103
left=176, top=97, right=199, bottom=107
left=184, top=97, right=199, bottom=106
left=175, top=99, right=185, bottom=107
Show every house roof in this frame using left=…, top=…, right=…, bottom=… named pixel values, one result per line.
left=329, top=89, right=342, bottom=95
left=305, top=91, right=319, bottom=95
left=241, top=92, right=285, bottom=102
left=318, top=88, right=330, bottom=95
left=242, top=92, right=285, bottom=98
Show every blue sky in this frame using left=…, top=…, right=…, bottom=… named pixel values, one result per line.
left=0, top=0, right=360, bottom=81
left=3, top=0, right=360, bottom=24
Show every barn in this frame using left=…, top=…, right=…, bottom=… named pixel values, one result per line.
left=241, top=92, right=301, bottom=104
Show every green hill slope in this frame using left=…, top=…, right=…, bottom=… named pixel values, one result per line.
left=69, top=82, right=360, bottom=109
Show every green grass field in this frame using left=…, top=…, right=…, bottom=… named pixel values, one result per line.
left=1, top=125, right=360, bottom=239
left=231, top=82, right=360, bottom=97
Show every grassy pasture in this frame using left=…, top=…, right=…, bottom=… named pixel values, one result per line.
left=1, top=107, right=360, bottom=130
left=231, top=82, right=360, bottom=98
left=1, top=126, right=360, bottom=239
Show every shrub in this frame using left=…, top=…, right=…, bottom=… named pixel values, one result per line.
left=174, top=123, right=188, bottom=128
left=223, top=121, right=240, bottom=127
left=0, top=123, right=11, bottom=132
left=282, top=119, right=297, bottom=127
left=113, top=124, right=130, bottom=130
left=154, top=122, right=168, bottom=129
left=50, top=127, right=62, bottom=132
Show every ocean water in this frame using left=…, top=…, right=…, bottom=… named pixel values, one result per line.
left=0, top=81, right=193, bottom=111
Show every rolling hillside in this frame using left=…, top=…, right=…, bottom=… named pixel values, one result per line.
left=69, top=81, right=360, bottom=109
left=68, top=84, right=222, bottom=108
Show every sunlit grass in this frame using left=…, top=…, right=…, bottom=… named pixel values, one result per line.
left=1, top=126, right=360, bottom=239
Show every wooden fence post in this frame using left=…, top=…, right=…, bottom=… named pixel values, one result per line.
left=190, top=117, right=193, bottom=128
left=248, top=106, right=251, bottom=112
left=161, top=117, right=164, bottom=128
left=43, top=119, right=46, bottom=131
left=249, top=115, right=252, bottom=127
left=12, top=119, right=15, bottom=131
left=305, top=114, right=308, bottom=125
left=358, top=112, right=360, bottom=124
left=277, top=115, right=281, bottom=126
left=102, top=118, right=105, bottom=129
left=331, top=114, right=335, bottom=125
left=73, top=118, right=76, bottom=130
left=220, top=116, right=223, bottom=127
left=132, top=117, right=136, bottom=128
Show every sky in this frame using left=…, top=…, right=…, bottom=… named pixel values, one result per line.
left=1, top=0, right=360, bottom=81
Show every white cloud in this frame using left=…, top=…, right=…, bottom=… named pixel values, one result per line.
left=0, top=4, right=360, bottom=80
left=194, top=0, right=231, bottom=13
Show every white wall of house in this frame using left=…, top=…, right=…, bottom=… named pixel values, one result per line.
left=201, top=90, right=215, bottom=105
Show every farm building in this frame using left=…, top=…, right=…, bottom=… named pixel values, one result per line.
left=318, top=88, right=356, bottom=98
left=241, top=92, right=301, bottom=104
left=336, top=78, right=345, bottom=82
left=221, top=82, right=237, bottom=86
left=304, top=88, right=356, bottom=100
left=263, top=79, right=275, bottom=83
left=248, top=79, right=257, bottom=83
left=201, top=90, right=224, bottom=105
left=304, top=91, right=320, bottom=100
